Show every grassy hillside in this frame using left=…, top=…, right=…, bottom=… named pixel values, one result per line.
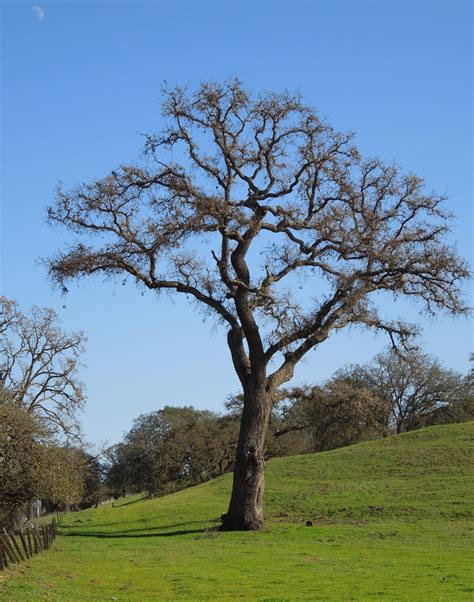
left=1, top=422, right=473, bottom=601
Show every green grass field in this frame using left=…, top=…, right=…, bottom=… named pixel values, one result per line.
left=1, top=422, right=473, bottom=601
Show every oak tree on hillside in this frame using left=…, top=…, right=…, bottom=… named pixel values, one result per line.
left=47, top=80, right=469, bottom=530
left=364, top=349, right=470, bottom=433
left=274, top=372, right=390, bottom=451
left=106, top=406, right=239, bottom=497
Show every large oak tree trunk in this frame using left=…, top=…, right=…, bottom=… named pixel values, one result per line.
left=221, top=383, right=272, bottom=531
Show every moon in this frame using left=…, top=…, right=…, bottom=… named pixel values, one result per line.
left=32, top=6, right=44, bottom=21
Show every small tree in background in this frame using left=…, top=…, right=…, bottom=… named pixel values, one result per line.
left=0, top=386, right=85, bottom=527
left=365, top=349, right=471, bottom=433
left=0, top=387, right=47, bottom=526
left=47, top=80, right=469, bottom=530
left=275, top=370, right=389, bottom=452
left=0, top=296, right=86, bottom=440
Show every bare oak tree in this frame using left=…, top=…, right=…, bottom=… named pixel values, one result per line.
left=365, top=349, right=467, bottom=433
left=0, top=296, right=86, bottom=439
left=46, top=80, right=469, bottom=530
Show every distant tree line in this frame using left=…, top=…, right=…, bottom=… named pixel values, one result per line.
left=104, top=349, right=473, bottom=499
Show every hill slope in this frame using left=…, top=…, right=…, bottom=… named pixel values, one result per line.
left=2, top=422, right=473, bottom=601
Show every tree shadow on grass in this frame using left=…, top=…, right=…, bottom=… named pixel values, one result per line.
left=113, top=496, right=148, bottom=508
left=63, top=526, right=213, bottom=539
left=64, top=519, right=214, bottom=531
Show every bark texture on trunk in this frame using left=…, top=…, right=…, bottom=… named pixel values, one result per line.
left=221, top=384, right=271, bottom=531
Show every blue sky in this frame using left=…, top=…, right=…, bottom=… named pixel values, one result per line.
left=1, top=0, right=472, bottom=446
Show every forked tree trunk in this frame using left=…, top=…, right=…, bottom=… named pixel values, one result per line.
left=221, top=383, right=272, bottom=531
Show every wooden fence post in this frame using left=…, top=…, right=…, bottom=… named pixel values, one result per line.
left=26, top=528, right=33, bottom=557
left=31, top=527, right=38, bottom=555
left=32, top=524, right=42, bottom=553
left=19, top=530, right=30, bottom=559
left=42, top=526, right=48, bottom=550
left=0, top=537, right=6, bottom=570
left=8, top=530, right=25, bottom=562
left=1, top=532, right=18, bottom=564
left=0, top=535, right=10, bottom=569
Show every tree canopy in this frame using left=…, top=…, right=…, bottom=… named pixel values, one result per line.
left=46, top=80, right=470, bottom=530
left=0, top=296, right=86, bottom=439
left=48, top=80, right=469, bottom=389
